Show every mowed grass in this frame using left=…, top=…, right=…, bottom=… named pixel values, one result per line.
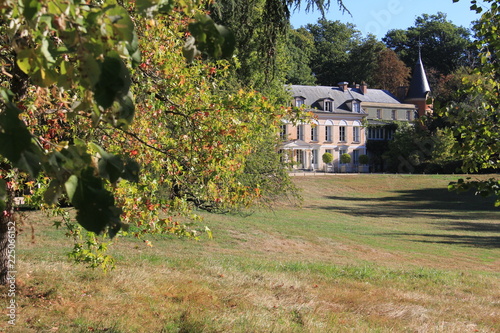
left=1, top=174, right=499, bottom=332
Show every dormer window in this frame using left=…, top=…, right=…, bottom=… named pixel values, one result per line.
left=295, top=97, right=305, bottom=107
left=353, top=101, right=361, bottom=113
left=324, top=100, right=333, bottom=112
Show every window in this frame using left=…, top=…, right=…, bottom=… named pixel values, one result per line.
left=406, top=110, right=412, bottom=121
left=387, top=129, right=394, bottom=140
left=325, top=100, right=333, bottom=112
left=353, top=102, right=361, bottom=113
left=376, top=109, right=382, bottom=119
left=339, top=149, right=347, bottom=162
left=312, top=149, right=318, bottom=165
left=325, top=126, right=332, bottom=142
left=368, top=127, right=385, bottom=140
left=280, top=125, right=287, bottom=140
left=352, top=150, right=359, bottom=165
left=295, top=150, right=304, bottom=166
left=339, top=126, right=346, bottom=142
left=353, top=126, right=360, bottom=142
left=295, top=98, right=304, bottom=107
left=297, top=125, right=304, bottom=140
left=311, top=125, right=318, bottom=141
left=391, top=110, right=397, bottom=120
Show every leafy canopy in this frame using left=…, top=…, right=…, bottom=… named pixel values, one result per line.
left=444, top=0, right=500, bottom=206
left=0, top=0, right=286, bottom=240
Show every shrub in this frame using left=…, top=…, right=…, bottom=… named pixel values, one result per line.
left=359, top=154, right=369, bottom=165
left=340, top=153, right=351, bottom=164
left=322, top=152, right=333, bottom=164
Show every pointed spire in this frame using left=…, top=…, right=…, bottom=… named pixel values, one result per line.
left=406, top=48, right=431, bottom=100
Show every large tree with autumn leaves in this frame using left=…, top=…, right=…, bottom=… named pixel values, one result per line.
left=0, top=0, right=347, bottom=283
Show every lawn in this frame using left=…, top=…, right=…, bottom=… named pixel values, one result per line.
left=1, top=174, right=499, bottom=332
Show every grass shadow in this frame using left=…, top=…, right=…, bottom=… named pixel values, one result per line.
left=315, top=187, right=499, bottom=248
left=318, top=187, right=498, bottom=219
left=380, top=232, right=500, bottom=249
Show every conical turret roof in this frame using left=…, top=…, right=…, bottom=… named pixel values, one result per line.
left=406, top=51, right=430, bottom=100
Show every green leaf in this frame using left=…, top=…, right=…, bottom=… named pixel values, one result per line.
left=106, top=5, right=135, bottom=43
left=187, top=15, right=235, bottom=60
left=70, top=168, right=122, bottom=235
left=65, top=175, right=79, bottom=202
left=116, top=94, right=135, bottom=127
left=136, top=0, right=174, bottom=17
left=128, top=32, right=141, bottom=67
left=0, top=102, right=42, bottom=176
left=22, top=0, right=41, bottom=20
left=94, top=53, right=131, bottom=109
left=0, top=179, right=6, bottom=212
left=183, top=36, right=201, bottom=63
left=89, top=143, right=139, bottom=183
left=41, top=38, right=56, bottom=64
left=90, top=143, right=123, bottom=183
left=16, top=144, right=42, bottom=177
left=99, top=152, right=124, bottom=184
left=121, top=158, right=140, bottom=183
left=44, top=179, right=63, bottom=205
left=16, top=49, right=34, bottom=74
left=81, top=53, right=101, bottom=89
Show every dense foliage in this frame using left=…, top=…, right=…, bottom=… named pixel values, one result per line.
left=445, top=0, right=500, bottom=206
left=0, top=0, right=316, bottom=280
left=383, top=12, right=473, bottom=76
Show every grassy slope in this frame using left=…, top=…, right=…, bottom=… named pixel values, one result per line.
left=1, top=174, right=499, bottom=332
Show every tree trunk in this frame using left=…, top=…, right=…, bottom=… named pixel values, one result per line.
left=0, top=176, right=15, bottom=285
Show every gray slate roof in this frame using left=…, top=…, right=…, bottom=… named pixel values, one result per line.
left=289, top=85, right=403, bottom=113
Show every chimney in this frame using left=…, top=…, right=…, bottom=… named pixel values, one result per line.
left=360, top=82, right=368, bottom=94
left=338, top=82, right=349, bottom=92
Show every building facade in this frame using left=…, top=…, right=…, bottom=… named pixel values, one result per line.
left=282, top=83, right=417, bottom=172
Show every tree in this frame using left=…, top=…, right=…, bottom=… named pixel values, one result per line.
left=306, top=19, right=361, bottom=85
left=340, top=153, right=351, bottom=164
left=285, top=27, right=317, bottom=85
left=358, top=154, right=369, bottom=165
left=322, top=152, right=333, bottom=171
left=383, top=12, right=473, bottom=76
left=383, top=123, right=461, bottom=174
left=322, top=152, right=333, bottom=164
left=372, top=48, right=411, bottom=96
left=0, top=0, right=351, bottom=283
left=442, top=0, right=500, bottom=206
left=209, top=0, right=347, bottom=95
left=347, top=34, right=385, bottom=86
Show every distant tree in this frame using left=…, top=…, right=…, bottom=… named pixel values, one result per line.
left=348, top=34, right=386, bottom=85
left=372, top=48, right=411, bottom=95
left=285, top=27, right=317, bottom=85
left=306, top=19, right=361, bottom=85
left=383, top=124, right=461, bottom=174
left=383, top=12, right=473, bottom=76
left=210, top=0, right=348, bottom=94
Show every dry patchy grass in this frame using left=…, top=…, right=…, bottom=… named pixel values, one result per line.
left=0, top=174, right=499, bottom=332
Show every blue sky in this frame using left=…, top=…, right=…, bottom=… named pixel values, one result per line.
left=290, top=0, right=484, bottom=39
